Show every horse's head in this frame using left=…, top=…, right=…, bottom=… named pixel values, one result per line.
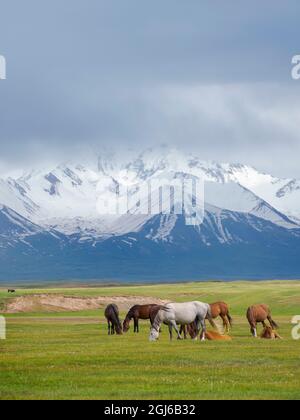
left=123, top=319, right=130, bottom=333
left=149, top=327, right=159, bottom=342
left=116, top=323, right=123, bottom=335
left=261, top=326, right=274, bottom=339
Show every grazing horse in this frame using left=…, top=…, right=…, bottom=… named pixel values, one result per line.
left=247, top=304, right=279, bottom=338
left=8, top=289, right=16, bottom=293
left=149, top=301, right=216, bottom=342
left=123, top=304, right=161, bottom=333
left=210, top=302, right=233, bottom=333
left=105, top=304, right=123, bottom=335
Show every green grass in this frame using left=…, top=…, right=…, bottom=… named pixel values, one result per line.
left=0, top=281, right=300, bottom=400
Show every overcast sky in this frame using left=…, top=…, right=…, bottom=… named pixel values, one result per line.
left=1, top=1, right=300, bottom=177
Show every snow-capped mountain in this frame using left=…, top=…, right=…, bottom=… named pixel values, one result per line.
left=1, top=147, right=300, bottom=281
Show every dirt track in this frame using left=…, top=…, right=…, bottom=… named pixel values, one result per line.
left=3, top=294, right=169, bottom=314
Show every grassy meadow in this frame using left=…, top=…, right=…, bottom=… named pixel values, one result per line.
left=0, top=281, right=300, bottom=400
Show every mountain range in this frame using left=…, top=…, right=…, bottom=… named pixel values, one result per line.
left=1, top=147, right=300, bottom=282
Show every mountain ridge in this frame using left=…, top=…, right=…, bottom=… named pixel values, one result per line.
left=1, top=147, right=300, bottom=281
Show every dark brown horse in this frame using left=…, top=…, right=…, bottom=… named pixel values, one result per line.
left=8, top=289, right=16, bottom=293
left=247, top=304, right=279, bottom=338
left=123, top=304, right=161, bottom=333
left=105, top=304, right=123, bottom=335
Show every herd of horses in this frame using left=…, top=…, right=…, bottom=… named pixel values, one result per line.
left=105, top=301, right=281, bottom=341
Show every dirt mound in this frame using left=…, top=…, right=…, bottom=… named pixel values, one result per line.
left=3, top=294, right=169, bottom=314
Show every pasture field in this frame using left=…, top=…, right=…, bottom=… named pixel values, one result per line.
left=0, top=281, right=300, bottom=400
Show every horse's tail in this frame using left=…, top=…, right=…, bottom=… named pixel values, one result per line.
left=269, top=317, right=279, bottom=330
left=227, top=311, right=233, bottom=328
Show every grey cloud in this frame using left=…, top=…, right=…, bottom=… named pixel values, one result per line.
left=1, top=0, right=300, bottom=177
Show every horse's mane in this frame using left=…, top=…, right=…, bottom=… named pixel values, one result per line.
left=125, top=305, right=138, bottom=321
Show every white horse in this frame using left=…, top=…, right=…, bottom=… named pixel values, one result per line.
left=149, top=301, right=216, bottom=342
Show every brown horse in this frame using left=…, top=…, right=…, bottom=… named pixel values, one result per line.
left=205, top=330, right=232, bottom=341
left=261, top=326, right=282, bottom=340
left=123, top=304, right=161, bottom=333
left=8, top=289, right=16, bottom=293
left=247, top=304, right=279, bottom=338
left=105, top=304, right=123, bottom=335
left=210, top=302, right=233, bottom=333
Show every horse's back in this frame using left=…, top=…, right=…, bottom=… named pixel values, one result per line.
left=247, top=304, right=270, bottom=322
left=160, top=301, right=209, bottom=324
left=205, top=331, right=232, bottom=341
left=210, top=301, right=229, bottom=317
left=105, top=304, right=119, bottom=319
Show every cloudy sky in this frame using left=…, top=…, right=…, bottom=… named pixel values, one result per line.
left=1, top=0, right=300, bottom=177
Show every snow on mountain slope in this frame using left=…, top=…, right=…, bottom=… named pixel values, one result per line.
left=0, top=204, right=43, bottom=236
left=0, top=178, right=40, bottom=219
left=205, top=182, right=297, bottom=229
left=14, top=164, right=101, bottom=220
left=0, top=204, right=62, bottom=251
left=221, top=163, right=300, bottom=221
left=0, top=147, right=299, bottom=238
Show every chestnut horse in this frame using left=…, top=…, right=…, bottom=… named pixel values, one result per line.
left=247, top=304, right=279, bottom=338
left=261, top=326, right=282, bottom=340
left=210, top=302, right=233, bottom=333
left=105, top=304, right=123, bottom=335
left=123, top=304, right=161, bottom=333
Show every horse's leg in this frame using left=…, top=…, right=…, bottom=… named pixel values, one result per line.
left=225, top=316, right=231, bottom=333
left=250, top=323, right=257, bottom=338
left=221, top=314, right=228, bottom=333
left=111, top=323, right=115, bottom=335
left=107, top=321, right=111, bottom=335
left=183, top=325, right=187, bottom=340
left=170, top=320, right=181, bottom=340
left=179, top=325, right=183, bottom=337
left=199, top=319, right=206, bottom=341
left=134, top=318, right=138, bottom=333
left=179, top=325, right=187, bottom=339
left=168, top=324, right=173, bottom=341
